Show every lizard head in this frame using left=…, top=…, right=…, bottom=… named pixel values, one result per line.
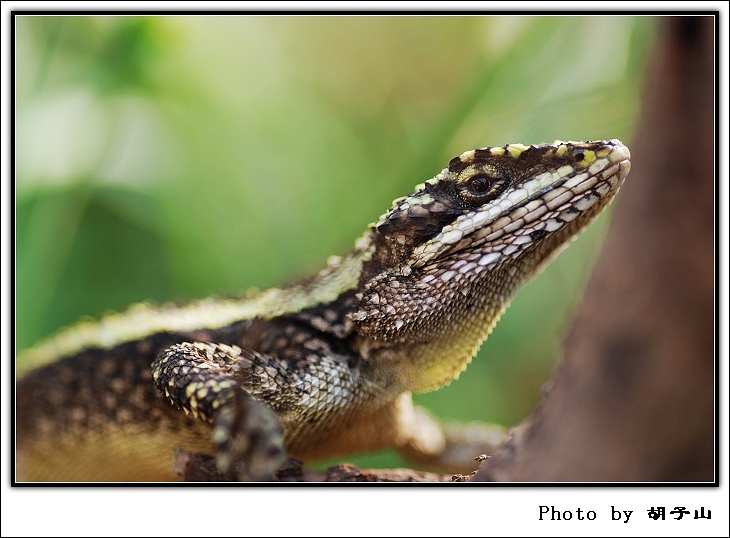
left=370, top=140, right=631, bottom=274
left=351, top=139, right=631, bottom=390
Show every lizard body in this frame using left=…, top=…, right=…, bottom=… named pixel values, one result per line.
left=16, top=139, right=631, bottom=481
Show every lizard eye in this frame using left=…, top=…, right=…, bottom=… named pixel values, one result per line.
left=457, top=171, right=507, bottom=207
left=466, top=175, right=491, bottom=194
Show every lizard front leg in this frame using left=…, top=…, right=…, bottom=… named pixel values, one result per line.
left=151, top=338, right=402, bottom=481
left=152, top=342, right=287, bottom=481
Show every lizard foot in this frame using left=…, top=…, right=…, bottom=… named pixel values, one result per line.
left=214, top=385, right=286, bottom=481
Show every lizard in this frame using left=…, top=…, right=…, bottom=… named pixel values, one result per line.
left=15, top=139, right=631, bottom=482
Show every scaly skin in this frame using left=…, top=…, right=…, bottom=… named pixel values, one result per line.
left=16, top=139, right=631, bottom=481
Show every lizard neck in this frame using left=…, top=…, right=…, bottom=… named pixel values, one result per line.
left=349, top=196, right=613, bottom=394
left=351, top=244, right=527, bottom=393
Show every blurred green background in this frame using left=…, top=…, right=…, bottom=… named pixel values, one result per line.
left=15, top=15, right=655, bottom=470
